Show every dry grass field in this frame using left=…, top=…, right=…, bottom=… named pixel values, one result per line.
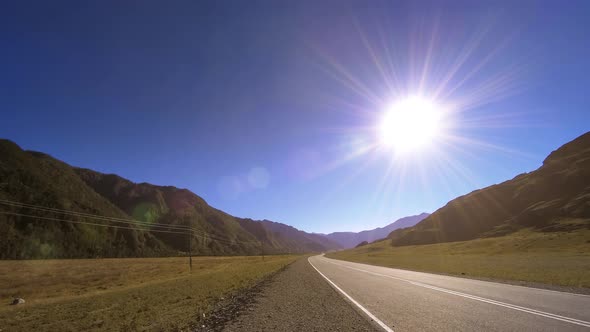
left=327, top=228, right=590, bottom=289
left=0, top=255, right=299, bottom=331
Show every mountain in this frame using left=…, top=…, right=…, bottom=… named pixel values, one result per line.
left=388, top=131, right=590, bottom=246
left=322, top=213, right=429, bottom=248
left=257, top=220, right=342, bottom=253
left=75, top=168, right=342, bottom=254
left=0, top=139, right=340, bottom=259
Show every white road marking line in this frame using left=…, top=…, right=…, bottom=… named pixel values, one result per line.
left=322, top=257, right=590, bottom=328
left=410, top=282, right=590, bottom=327
left=308, top=257, right=395, bottom=332
left=329, top=257, right=590, bottom=298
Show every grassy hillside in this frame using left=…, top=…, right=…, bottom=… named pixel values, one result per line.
left=0, top=139, right=340, bottom=258
left=0, top=140, right=169, bottom=259
left=74, top=168, right=341, bottom=255
left=327, top=226, right=590, bottom=288
left=388, top=131, right=590, bottom=246
left=74, top=168, right=267, bottom=255
left=0, top=255, right=298, bottom=331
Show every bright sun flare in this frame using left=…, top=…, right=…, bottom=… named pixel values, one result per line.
left=379, top=96, right=443, bottom=154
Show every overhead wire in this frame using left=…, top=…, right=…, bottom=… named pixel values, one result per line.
left=0, top=211, right=188, bottom=235
left=0, top=199, right=192, bottom=231
left=0, top=199, right=264, bottom=247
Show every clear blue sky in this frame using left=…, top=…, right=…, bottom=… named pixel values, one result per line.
left=2, top=1, right=589, bottom=233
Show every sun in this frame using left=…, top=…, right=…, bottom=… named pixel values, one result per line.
left=379, top=96, right=444, bottom=155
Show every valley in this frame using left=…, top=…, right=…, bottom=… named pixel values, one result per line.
left=2, top=2, right=590, bottom=331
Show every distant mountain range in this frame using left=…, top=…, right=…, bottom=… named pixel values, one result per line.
left=0, top=139, right=341, bottom=259
left=388, top=131, right=590, bottom=245
left=6, top=131, right=585, bottom=259
left=321, top=213, right=429, bottom=248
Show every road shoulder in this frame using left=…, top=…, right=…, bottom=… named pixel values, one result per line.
left=217, top=257, right=378, bottom=331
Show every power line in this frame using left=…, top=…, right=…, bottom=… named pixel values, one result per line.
left=0, top=211, right=188, bottom=235
left=0, top=199, right=260, bottom=244
left=0, top=210, right=246, bottom=247
left=0, top=199, right=264, bottom=246
left=0, top=199, right=192, bottom=231
left=0, top=199, right=236, bottom=242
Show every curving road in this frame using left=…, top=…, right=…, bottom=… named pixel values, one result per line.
left=309, top=255, right=590, bottom=332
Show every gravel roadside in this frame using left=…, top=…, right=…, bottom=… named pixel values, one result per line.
left=220, top=257, right=378, bottom=332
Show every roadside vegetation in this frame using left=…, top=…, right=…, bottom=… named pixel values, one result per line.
left=0, top=255, right=298, bottom=331
left=327, top=227, right=590, bottom=289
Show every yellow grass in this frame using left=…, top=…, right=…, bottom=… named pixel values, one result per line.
left=327, top=229, right=590, bottom=288
left=0, top=255, right=299, bottom=331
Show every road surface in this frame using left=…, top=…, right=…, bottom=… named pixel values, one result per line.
left=309, top=255, right=590, bottom=331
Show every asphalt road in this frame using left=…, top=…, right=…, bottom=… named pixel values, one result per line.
left=309, top=255, right=590, bottom=332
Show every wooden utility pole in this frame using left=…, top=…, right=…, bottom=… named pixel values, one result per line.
left=188, top=229, right=193, bottom=272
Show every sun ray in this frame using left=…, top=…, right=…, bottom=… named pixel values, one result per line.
left=418, top=14, right=440, bottom=93
left=311, top=48, right=385, bottom=105
left=353, top=18, right=397, bottom=94
left=305, top=12, right=534, bottom=222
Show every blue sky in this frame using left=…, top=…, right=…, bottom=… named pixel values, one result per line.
left=2, top=1, right=589, bottom=233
